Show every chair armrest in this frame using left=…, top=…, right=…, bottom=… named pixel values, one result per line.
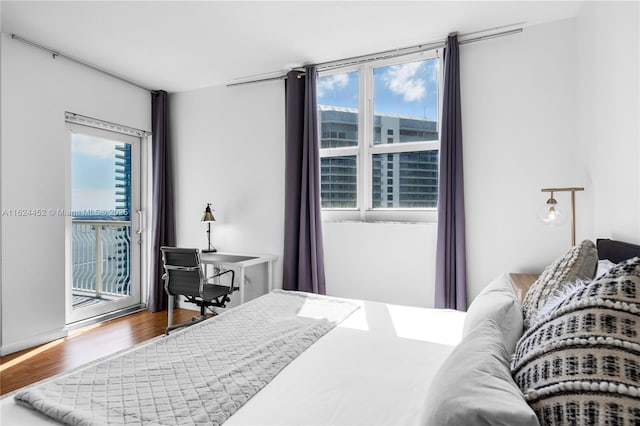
left=205, top=269, right=235, bottom=289
left=201, top=269, right=237, bottom=302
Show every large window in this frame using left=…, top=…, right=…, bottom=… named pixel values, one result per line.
left=317, top=53, right=441, bottom=221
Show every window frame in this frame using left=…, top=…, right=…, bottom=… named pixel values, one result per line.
left=318, top=50, right=443, bottom=223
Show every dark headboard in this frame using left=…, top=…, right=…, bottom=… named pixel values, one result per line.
left=596, top=239, right=640, bottom=263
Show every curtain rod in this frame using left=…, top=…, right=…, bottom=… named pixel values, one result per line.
left=226, top=27, right=523, bottom=87
left=10, top=33, right=157, bottom=94
left=65, top=111, right=151, bottom=137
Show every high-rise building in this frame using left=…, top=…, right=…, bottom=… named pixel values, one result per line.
left=319, top=106, right=359, bottom=208
left=114, top=144, right=131, bottom=294
left=114, top=144, right=131, bottom=218
left=319, top=105, right=439, bottom=209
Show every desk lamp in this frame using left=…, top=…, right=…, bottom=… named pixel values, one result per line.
left=201, top=203, right=217, bottom=253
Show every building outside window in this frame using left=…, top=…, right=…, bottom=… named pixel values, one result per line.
left=317, top=52, right=441, bottom=222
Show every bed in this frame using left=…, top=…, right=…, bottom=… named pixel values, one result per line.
left=2, top=238, right=639, bottom=425
left=0, top=292, right=467, bottom=425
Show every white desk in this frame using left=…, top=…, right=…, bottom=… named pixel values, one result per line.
left=200, top=252, right=278, bottom=304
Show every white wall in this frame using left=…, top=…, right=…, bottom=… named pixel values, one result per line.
left=0, top=33, right=150, bottom=354
left=323, top=222, right=437, bottom=307
left=576, top=1, right=640, bottom=245
left=170, top=82, right=285, bottom=307
left=463, top=19, right=581, bottom=302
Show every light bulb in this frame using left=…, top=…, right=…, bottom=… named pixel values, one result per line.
left=537, top=196, right=566, bottom=226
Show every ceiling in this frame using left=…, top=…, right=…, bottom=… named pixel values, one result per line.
left=1, top=1, right=584, bottom=93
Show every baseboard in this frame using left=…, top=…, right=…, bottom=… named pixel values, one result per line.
left=0, top=304, right=147, bottom=356
left=0, top=329, right=69, bottom=356
left=64, top=304, right=146, bottom=332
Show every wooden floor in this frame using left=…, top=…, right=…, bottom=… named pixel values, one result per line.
left=0, top=308, right=208, bottom=396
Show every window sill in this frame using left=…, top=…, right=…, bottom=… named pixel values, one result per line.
left=321, top=208, right=437, bottom=224
left=322, top=219, right=437, bottom=225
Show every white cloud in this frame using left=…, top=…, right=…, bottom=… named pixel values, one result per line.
left=72, top=134, right=117, bottom=159
left=317, top=73, right=349, bottom=98
left=383, top=62, right=426, bottom=102
left=429, top=60, right=439, bottom=83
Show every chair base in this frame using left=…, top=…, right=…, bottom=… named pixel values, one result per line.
left=165, top=295, right=228, bottom=335
left=165, top=314, right=207, bottom=334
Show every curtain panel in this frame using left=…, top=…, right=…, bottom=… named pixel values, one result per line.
left=283, top=67, right=326, bottom=294
left=435, top=34, right=468, bottom=311
left=148, top=90, right=176, bottom=312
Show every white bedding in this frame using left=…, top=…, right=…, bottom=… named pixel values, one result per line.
left=1, top=296, right=466, bottom=426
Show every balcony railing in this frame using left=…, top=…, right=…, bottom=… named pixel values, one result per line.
left=72, top=220, right=131, bottom=300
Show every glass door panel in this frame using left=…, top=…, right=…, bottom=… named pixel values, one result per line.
left=67, top=126, right=141, bottom=324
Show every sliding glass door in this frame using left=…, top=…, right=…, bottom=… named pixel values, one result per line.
left=67, top=123, right=142, bottom=324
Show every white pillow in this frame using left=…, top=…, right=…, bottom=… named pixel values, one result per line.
left=422, top=320, right=538, bottom=426
left=595, top=258, right=615, bottom=277
left=463, top=274, right=524, bottom=354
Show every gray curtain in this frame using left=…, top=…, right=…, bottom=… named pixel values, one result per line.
left=148, top=90, right=176, bottom=312
left=435, top=34, right=467, bottom=311
left=283, top=66, right=326, bottom=294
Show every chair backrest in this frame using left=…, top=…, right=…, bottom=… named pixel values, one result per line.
left=160, top=247, right=203, bottom=298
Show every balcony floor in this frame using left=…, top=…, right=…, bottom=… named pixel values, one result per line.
left=72, top=294, right=107, bottom=309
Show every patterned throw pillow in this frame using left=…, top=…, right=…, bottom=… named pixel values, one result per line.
left=522, top=240, right=598, bottom=328
left=512, top=257, right=640, bottom=425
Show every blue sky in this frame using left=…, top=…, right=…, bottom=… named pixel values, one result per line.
left=317, top=58, right=439, bottom=121
left=72, top=134, right=118, bottom=211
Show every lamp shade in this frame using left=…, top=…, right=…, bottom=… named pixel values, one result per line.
left=201, top=203, right=215, bottom=222
left=538, top=187, right=583, bottom=246
left=537, top=200, right=566, bottom=226
left=537, top=191, right=567, bottom=226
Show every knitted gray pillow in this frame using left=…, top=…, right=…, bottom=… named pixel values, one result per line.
left=423, top=320, right=538, bottom=426
left=463, top=274, right=524, bottom=355
left=522, top=240, right=598, bottom=328
left=512, top=257, right=640, bottom=425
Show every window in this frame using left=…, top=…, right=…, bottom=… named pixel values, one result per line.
left=317, top=52, right=441, bottom=221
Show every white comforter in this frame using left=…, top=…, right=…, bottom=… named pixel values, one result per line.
left=1, top=295, right=466, bottom=426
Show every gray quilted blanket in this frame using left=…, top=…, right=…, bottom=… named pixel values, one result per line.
left=14, top=290, right=357, bottom=425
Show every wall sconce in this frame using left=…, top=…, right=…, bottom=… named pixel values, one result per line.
left=201, top=203, right=217, bottom=253
left=538, top=187, right=584, bottom=246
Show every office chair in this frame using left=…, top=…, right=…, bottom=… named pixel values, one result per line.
left=160, top=246, right=236, bottom=334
